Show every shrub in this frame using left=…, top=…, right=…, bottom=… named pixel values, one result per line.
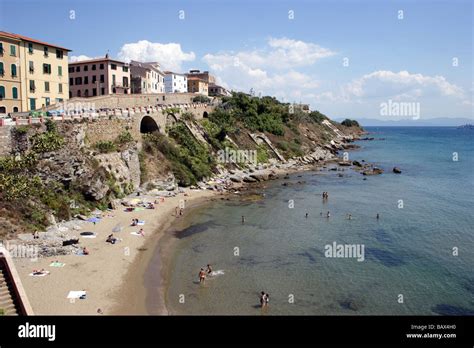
left=94, top=141, right=117, bottom=153
left=192, top=95, right=211, bottom=103
left=116, top=131, right=134, bottom=145
left=341, top=119, right=360, bottom=127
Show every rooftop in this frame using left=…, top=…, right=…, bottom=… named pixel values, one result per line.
left=0, top=31, right=71, bottom=51
left=69, top=56, right=127, bottom=65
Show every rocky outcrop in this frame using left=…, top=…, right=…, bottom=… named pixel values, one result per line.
left=393, top=167, right=402, bottom=174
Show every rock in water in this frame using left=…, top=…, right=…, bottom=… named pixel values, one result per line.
left=393, top=167, right=402, bottom=174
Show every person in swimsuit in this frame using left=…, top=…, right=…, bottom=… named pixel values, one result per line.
left=199, top=268, right=206, bottom=283
left=206, top=264, right=213, bottom=275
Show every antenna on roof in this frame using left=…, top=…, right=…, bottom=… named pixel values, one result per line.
left=105, top=50, right=109, bottom=59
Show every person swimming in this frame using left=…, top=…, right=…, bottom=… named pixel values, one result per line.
left=199, top=268, right=206, bottom=283
left=327, top=211, right=331, bottom=218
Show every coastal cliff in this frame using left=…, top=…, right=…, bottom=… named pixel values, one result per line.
left=0, top=93, right=363, bottom=238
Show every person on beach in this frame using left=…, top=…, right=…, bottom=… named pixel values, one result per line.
left=179, top=208, right=184, bottom=216
left=33, top=230, right=39, bottom=239
left=242, top=216, right=245, bottom=224
left=199, top=268, right=206, bottom=283
left=175, top=206, right=179, bottom=217
left=305, top=213, right=308, bottom=218
left=131, top=219, right=137, bottom=226
left=206, top=264, right=213, bottom=275
left=138, top=228, right=145, bottom=237
left=33, top=268, right=47, bottom=275
left=326, top=211, right=331, bottom=218
left=106, top=234, right=117, bottom=244
left=82, top=247, right=89, bottom=255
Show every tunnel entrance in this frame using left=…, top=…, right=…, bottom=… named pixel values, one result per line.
left=203, top=111, right=209, bottom=118
left=140, top=115, right=160, bottom=133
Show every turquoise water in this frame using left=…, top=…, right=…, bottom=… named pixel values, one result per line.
left=163, top=127, right=474, bottom=315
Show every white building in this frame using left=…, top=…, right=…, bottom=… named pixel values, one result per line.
left=130, top=61, right=165, bottom=94
left=164, top=72, right=187, bottom=93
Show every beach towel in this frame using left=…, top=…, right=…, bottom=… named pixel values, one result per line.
left=76, top=250, right=87, bottom=256
left=130, top=232, right=144, bottom=236
left=67, top=291, right=86, bottom=299
left=137, top=220, right=145, bottom=226
left=29, top=271, right=50, bottom=277
left=81, top=234, right=97, bottom=239
left=49, top=262, right=66, bottom=267
left=87, top=217, right=101, bottom=223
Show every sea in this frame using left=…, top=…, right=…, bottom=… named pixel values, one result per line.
left=156, top=127, right=474, bottom=315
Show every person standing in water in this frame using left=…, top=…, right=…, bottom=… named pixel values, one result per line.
left=206, top=264, right=213, bottom=275
left=241, top=216, right=245, bottom=224
left=199, top=268, right=206, bottom=283
left=260, top=291, right=270, bottom=308
left=327, top=211, right=331, bottom=218
left=305, top=213, right=308, bottom=218
left=376, top=213, right=380, bottom=220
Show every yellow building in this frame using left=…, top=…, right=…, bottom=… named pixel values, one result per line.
left=187, top=76, right=208, bottom=96
left=0, top=32, right=21, bottom=114
left=0, top=31, right=71, bottom=114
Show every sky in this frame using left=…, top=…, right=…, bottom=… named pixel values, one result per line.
left=0, top=0, right=472, bottom=120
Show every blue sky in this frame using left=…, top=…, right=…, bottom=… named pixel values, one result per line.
left=1, top=0, right=472, bottom=120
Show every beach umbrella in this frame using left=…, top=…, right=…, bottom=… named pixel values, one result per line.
left=87, top=217, right=100, bottom=223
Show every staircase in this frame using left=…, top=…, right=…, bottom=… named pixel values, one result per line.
left=0, top=261, right=20, bottom=315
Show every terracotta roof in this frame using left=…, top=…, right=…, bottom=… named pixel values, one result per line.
left=0, top=31, right=71, bottom=51
left=69, top=57, right=127, bottom=65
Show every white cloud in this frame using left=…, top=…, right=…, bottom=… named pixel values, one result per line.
left=202, top=37, right=331, bottom=101
left=117, top=40, right=195, bottom=71
left=69, top=55, right=96, bottom=63
left=344, top=70, right=465, bottom=100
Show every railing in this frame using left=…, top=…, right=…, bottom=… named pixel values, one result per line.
left=0, top=103, right=213, bottom=126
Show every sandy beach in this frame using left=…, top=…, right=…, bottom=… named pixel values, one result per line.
left=13, top=188, right=218, bottom=315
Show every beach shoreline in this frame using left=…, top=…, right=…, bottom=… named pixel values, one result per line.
left=12, top=188, right=219, bottom=315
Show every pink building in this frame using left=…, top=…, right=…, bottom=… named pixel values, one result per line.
left=68, top=55, right=130, bottom=98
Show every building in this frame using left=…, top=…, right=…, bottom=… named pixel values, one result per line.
left=130, top=61, right=165, bottom=94
left=0, top=31, right=71, bottom=114
left=68, top=55, right=130, bottom=98
left=187, top=76, right=209, bottom=96
left=208, top=84, right=231, bottom=97
left=186, top=69, right=216, bottom=85
left=164, top=72, right=187, bottom=93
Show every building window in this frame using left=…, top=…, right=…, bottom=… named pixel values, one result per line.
left=75, top=66, right=80, bottom=72
left=0, top=86, right=5, bottom=99
left=69, top=91, right=72, bottom=98
left=92, top=76, right=97, bottom=83
left=11, top=64, right=17, bottom=77
left=30, top=80, right=35, bottom=92
left=101, top=87, right=105, bottom=95
left=92, top=64, right=96, bottom=70
left=43, top=63, right=52, bottom=74
left=84, top=76, right=89, bottom=84
left=44, top=46, right=48, bottom=57
left=75, top=77, right=82, bottom=85
left=68, top=67, right=74, bottom=73
left=0, top=106, right=6, bottom=113
left=28, top=43, right=33, bottom=53
left=13, top=106, right=18, bottom=112
left=77, top=90, right=81, bottom=97
left=84, top=65, right=88, bottom=72
left=84, top=89, right=89, bottom=97
left=56, top=49, right=63, bottom=59
left=111, top=64, right=117, bottom=70
left=0, top=43, right=3, bottom=55
left=93, top=88, right=97, bottom=96
left=69, top=77, right=73, bottom=86
left=12, top=87, right=18, bottom=99
left=45, top=81, right=50, bottom=92
left=100, top=74, right=105, bottom=83
left=29, top=61, right=34, bottom=73
left=30, top=98, right=36, bottom=110
left=0, top=62, right=4, bottom=76
left=58, top=83, right=63, bottom=93
left=123, top=66, right=128, bottom=72
left=45, top=97, right=50, bottom=106
left=10, top=45, right=16, bottom=56
left=123, top=76, right=128, bottom=87
left=112, top=74, right=116, bottom=85
left=58, top=66, right=63, bottom=76
left=100, top=63, right=104, bottom=69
